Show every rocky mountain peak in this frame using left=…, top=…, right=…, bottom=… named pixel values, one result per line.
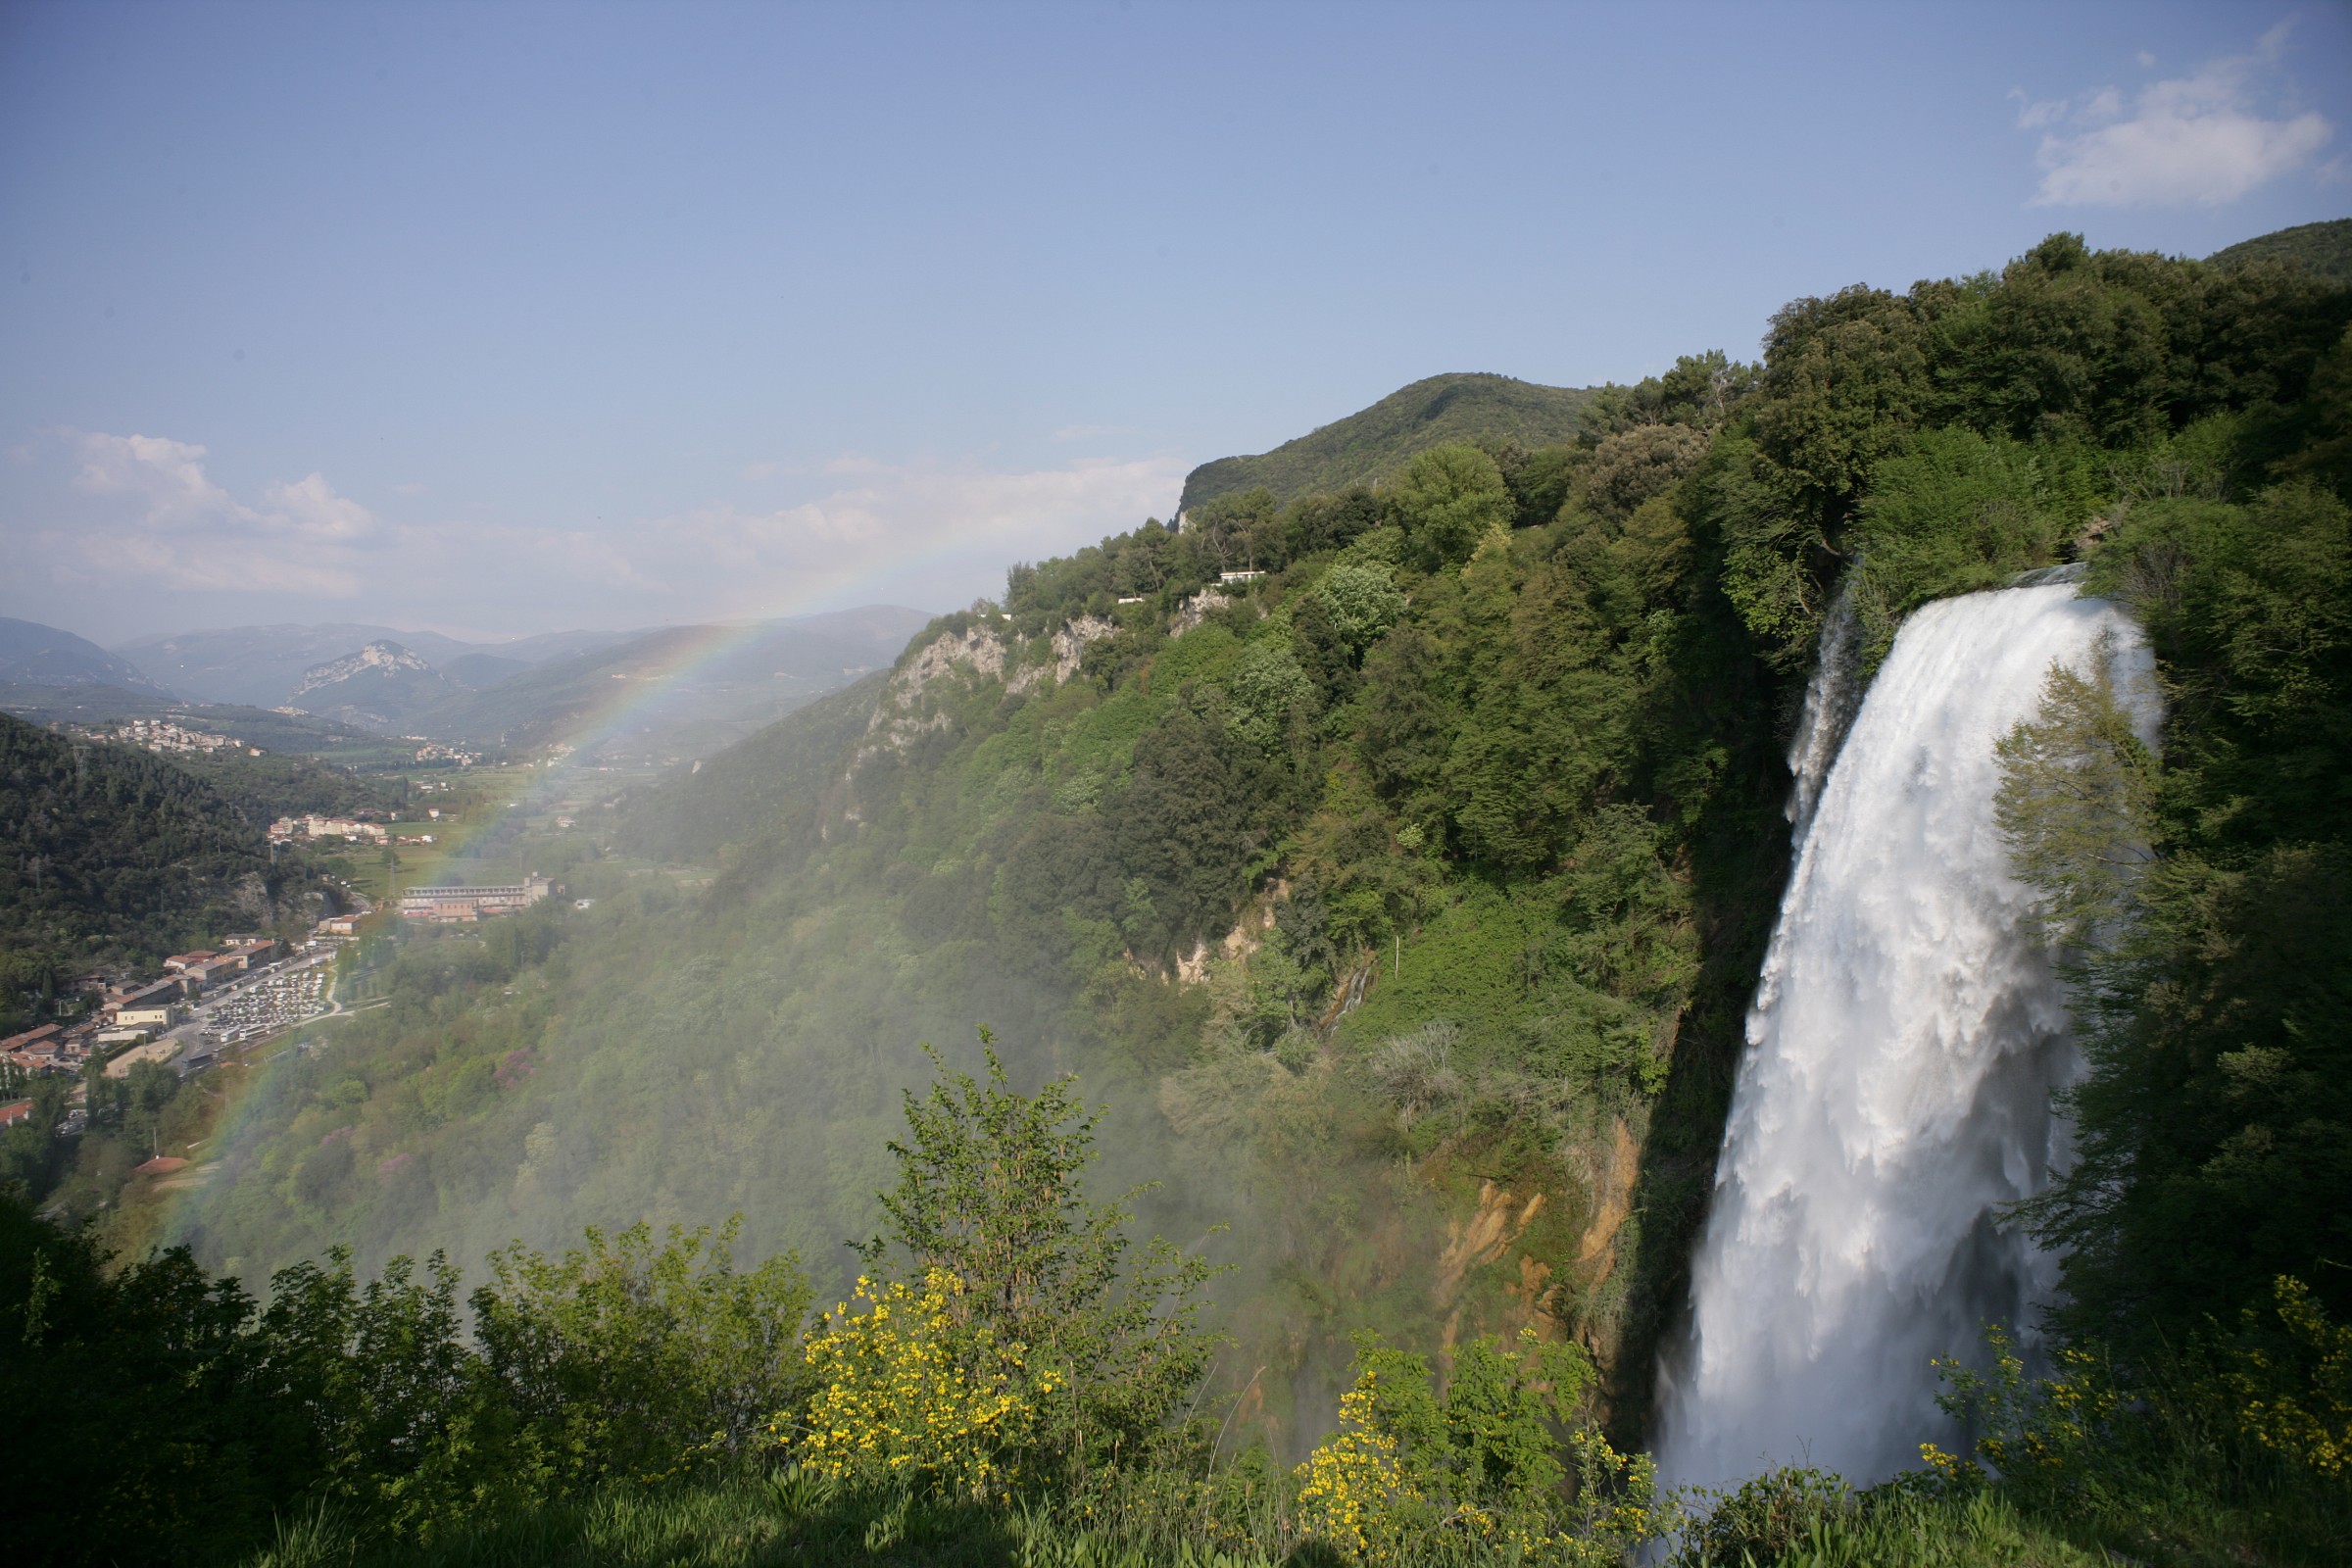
left=289, top=640, right=435, bottom=698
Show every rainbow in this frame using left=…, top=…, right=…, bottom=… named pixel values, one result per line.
left=393, top=537, right=989, bottom=876
left=163, top=532, right=1052, bottom=1246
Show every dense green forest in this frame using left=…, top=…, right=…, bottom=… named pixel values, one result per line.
left=0, top=713, right=331, bottom=1020
left=166, top=745, right=408, bottom=824
left=620, top=670, right=890, bottom=863
left=11, top=228, right=2350, bottom=1566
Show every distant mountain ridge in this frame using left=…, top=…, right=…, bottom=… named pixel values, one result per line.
left=2, top=608, right=931, bottom=761
left=288, top=640, right=437, bottom=699
left=417, top=606, right=934, bottom=758
left=1176, top=371, right=1596, bottom=517
left=0, top=616, right=171, bottom=694
left=285, top=640, right=455, bottom=731
left=114, top=622, right=637, bottom=709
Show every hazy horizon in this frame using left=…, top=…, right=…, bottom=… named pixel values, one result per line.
left=85, top=600, right=944, bottom=657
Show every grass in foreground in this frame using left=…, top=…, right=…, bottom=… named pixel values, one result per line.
left=237, top=1455, right=2348, bottom=1568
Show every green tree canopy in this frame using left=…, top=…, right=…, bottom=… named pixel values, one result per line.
left=1393, top=443, right=1513, bottom=572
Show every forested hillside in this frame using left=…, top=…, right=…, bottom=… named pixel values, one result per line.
left=164, top=746, right=405, bottom=825
left=2207, top=215, right=2352, bottom=281
left=90, top=228, right=2352, bottom=1567
left=0, top=713, right=322, bottom=1019
left=620, top=670, right=889, bottom=862
left=1176, top=371, right=1597, bottom=516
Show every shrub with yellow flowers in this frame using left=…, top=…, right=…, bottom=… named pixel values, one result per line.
left=1921, top=1278, right=2352, bottom=1501
left=844, top=1037, right=1224, bottom=1493
left=2223, top=1275, right=2351, bottom=1482
left=1292, top=1361, right=1432, bottom=1561
left=1919, top=1325, right=2119, bottom=1493
left=1291, top=1329, right=1664, bottom=1565
left=790, top=1267, right=1056, bottom=1499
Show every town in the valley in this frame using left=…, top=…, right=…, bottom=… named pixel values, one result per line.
left=1, top=866, right=559, bottom=1144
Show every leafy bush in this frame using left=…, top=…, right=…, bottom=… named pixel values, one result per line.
left=793, top=1268, right=1051, bottom=1498
left=1225, top=642, right=1317, bottom=752
left=1846, top=427, right=2085, bottom=668
left=474, top=1218, right=810, bottom=1490
left=1291, top=1329, right=1661, bottom=1564
left=1673, top=1465, right=1854, bottom=1566
left=1315, top=563, right=1405, bottom=656
left=843, top=1038, right=1222, bottom=1492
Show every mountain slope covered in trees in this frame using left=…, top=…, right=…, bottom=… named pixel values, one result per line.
left=1176, top=371, right=1597, bottom=516
left=0, top=616, right=170, bottom=693
left=112, top=224, right=2352, bottom=1568
left=0, top=713, right=324, bottom=1013
left=2207, top=215, right=2352, bottom=282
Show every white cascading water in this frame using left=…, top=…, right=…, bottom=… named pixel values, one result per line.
left=1782, top=573, right=1865, bottom=846
left=1655, top=572, right=2159, bottom=1490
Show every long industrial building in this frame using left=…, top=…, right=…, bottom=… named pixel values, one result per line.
left=397, top=875, right=554, bottom=922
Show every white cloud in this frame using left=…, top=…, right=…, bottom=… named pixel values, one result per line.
left=2023, top=26, right=2332, bottom=207
left=74, top=432, right=251, bottom=529
left=15, top=430, right=1187, bottom=632
left=71, top=431, right=376, bottom=542
left=264, top=473, right=375, bottom=540
left=2009, top=89, right=2068, bottom=132
left=604, top=454, right=1188, bottom=621
left=46, top=432, right=380, bottom=599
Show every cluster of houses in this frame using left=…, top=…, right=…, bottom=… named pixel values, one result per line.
left=1, top=937, right=282, bottom=1076
left=396, top=874, right=553, bottom=923
left=270, top=813, right=392, bottom=844
left=407, top=740, right=481, bottom=765
left=75, top=716, right=256, bottom=755
left=269, top=809, right=447, bottom=848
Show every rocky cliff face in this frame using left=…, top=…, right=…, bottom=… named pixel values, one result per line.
left=288, top=640, right=435, bottom=697
left=285, top=641, right=452, bottom=730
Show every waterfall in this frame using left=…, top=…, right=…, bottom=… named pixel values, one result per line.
left=1783, top=574, right=1864, bottom=843
left=1654, top=575, right=2158, bottom=1490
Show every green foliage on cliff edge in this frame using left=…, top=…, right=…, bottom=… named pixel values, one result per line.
left=1703, top=230, right=2351, bottom=671
left=2004, top=481, right=2352, bottom=1349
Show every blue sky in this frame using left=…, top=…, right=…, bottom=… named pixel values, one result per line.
left=3, top=0, right=2345, bottom=644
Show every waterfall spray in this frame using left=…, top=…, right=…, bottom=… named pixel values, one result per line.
left=1655, top=574, right=2158, bottom=1490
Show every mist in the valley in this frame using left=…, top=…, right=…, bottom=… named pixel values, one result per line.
left=143, top=589, right=1553, bottom=1468
left=149, top=656, right=1357, bottom=1458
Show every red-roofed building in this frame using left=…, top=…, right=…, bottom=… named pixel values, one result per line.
left=177, top=955, right=245, bottom=990
left=4, top=1024, right=66, bottom=1070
